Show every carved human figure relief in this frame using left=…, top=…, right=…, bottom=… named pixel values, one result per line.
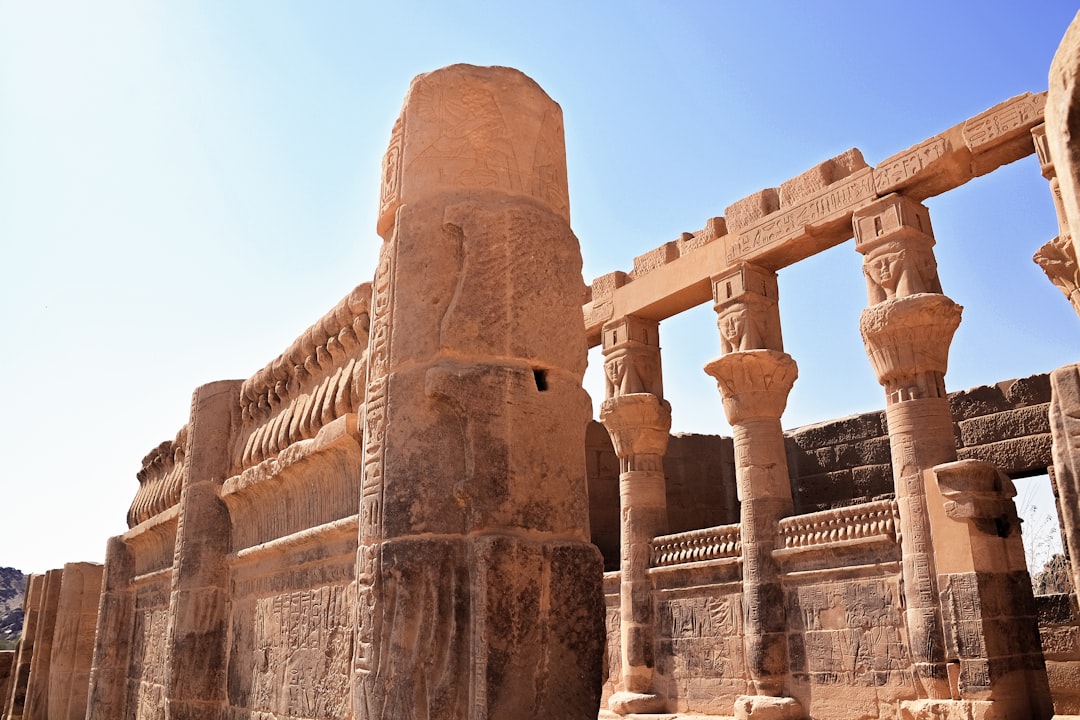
left=718, top=306, right=764, bottom=354
left=862, top=243, right=941, bottom=303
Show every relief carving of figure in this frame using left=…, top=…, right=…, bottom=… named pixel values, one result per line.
left=863, top=244, right=942, bottom=303
left=604, top=351, right=660, bottom=398
left=718, top=306, right=762, bottom=354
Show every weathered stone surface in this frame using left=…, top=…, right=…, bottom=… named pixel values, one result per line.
left=957, top=434, right=1054, bottom=475
left=356, top=64, right=602, bottom=720
left=957, top=404, right=1052, bottom=447
left=46, top=563, right=103, bottom=720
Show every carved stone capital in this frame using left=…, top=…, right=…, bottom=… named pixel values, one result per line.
left=934, top=459, right=1018, bottom=533
left=860, top=294, right=962, bottom=404
left=1034, top=235, right=1080, bottom=316
left=599, top=393, right=672, bottom=460
left=854, top=195, right=942, bottom=304
left=703, top=350, right=798, bottom=425
left=602, top=316, right=663, bottom=399
left=711, top=264, right=783, bottom=353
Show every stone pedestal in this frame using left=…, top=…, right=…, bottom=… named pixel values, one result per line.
left=352, top=64, right=603, bottom=720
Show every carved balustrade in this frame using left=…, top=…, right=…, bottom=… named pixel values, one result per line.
left=651, top=523, right=741, bottom=567
left=776, top=498, right=898, bottom=550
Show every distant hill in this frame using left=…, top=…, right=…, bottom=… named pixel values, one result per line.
left=0, top=567, right=27, bottom=649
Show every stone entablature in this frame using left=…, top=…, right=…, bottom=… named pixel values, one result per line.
left=582, top=92, right=1046, bottom=346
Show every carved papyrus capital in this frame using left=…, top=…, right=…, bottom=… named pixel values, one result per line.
left=599, top=393, right=672, bottom=462
left=1035, top=235, right=1080, bottom=316
left=860, top=293, right=962, bottom=404
left=703, top=349, right=797, bottom=425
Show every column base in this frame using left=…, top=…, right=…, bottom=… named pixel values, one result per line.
left=609, top=690, right=666, bottom=715
left=734, top=695, right=804, bottom=720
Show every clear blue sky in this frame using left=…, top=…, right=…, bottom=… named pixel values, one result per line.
left=2, top=2, right=1078, bottom=574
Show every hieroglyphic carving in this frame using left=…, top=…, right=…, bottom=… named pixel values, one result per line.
left=792, top=579, right=913, bottom=688
left=242, top=586, right=354, bottom=719
left=874, top=136, right=950, bottom=195
left=354, top=239, right=394, bottom=702
left=725, top=169, right=875, bottom=265
left=131, top=607, right=169, bottom=720
left=656, top=593, right=747, bottom=697
left=962, top=92, right=1047, bottom=152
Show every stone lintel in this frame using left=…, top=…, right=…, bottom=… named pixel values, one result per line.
left=724, top=167, right=876, bottom=269
left=582, top=92, right=1042, bottom=346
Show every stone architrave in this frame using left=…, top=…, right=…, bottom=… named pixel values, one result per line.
left=353, top=64, right=604, bottom=720
left=45, top=563, right=103, bottom=720
left=704, top=262, right=802, bottom=717
left=598, top=315, right=670, bottom=715
left=22, top=568, right=61, bottom=720
left=4, top=574, right=43, bottom=720
left=164, top=380, right=240, bottom=720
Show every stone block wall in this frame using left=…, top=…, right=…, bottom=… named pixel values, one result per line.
left=1037, top=593, right=1080, bottom=714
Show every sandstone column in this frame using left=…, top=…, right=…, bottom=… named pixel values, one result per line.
left=46, top=562, right=103, bottom=720
left=598, top=315, right=669, bottom=715
left=854, top=193, right=957, bottom=700
left=704, top=263, right=801, bottom=719
left=164, top=380, right=239, bottom=720
left=22, top=568, right=62, bottom=720
left=85, top=537, right=135, bottom=720
left=4, top=574, right=44, bottom=720
left=352, top=64, right=604, bottom=720
left=854, top=194, right=1051, bottom=717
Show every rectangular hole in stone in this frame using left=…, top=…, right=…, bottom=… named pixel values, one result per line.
left=533, top=369, right=548, bottom=391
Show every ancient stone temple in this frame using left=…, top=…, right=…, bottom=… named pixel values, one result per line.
left=11, top=14, right=1080, bottom=720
